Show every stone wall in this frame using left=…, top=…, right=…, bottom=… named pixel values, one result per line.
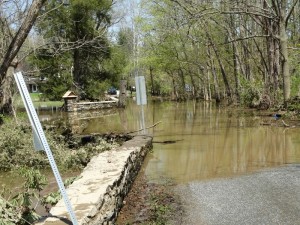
left=65, top=100, right=118, bottom=112
left=37, top=135, right=152, bottom=225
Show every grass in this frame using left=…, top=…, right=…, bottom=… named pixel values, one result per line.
left=14, top=93, right=64, bottom=109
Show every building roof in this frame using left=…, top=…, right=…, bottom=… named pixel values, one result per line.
left=62, top=90, right=77, bottom=99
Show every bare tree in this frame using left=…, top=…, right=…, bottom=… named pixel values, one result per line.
left=0, top=0, right=47, bottom=114
left=168, top=0, right=299, bottom=107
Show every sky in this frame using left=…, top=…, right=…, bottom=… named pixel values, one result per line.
left=109, top=0, right=141, bottom=37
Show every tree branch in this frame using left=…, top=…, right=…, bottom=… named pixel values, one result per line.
left=0, top=0, right=47, bottom=85
left=285, top=0, right=299, bottom=27
left=224, top=34, right=271, bottom=44
left=126, top=121, right=162, bottom=134
left=221, top=10, right=275, bottom=19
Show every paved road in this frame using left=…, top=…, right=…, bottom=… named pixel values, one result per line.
left=176, top=165, right=300, bottom=225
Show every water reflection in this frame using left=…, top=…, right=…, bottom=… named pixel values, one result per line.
left=38, top=100, right=300, bottom=184
left=145, top=101, right=300, bottom=183
left=80, top=100, right=155, bottom=135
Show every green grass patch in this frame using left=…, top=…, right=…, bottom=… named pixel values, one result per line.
left=14, top=93, right=64, bottom=109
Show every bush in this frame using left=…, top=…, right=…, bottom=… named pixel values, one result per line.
left=84, top=80, right=110, bottom=100
left=0, top=116, right=119, bottom=171
left=240, top=78, right=263, bottom=107
left=0, top=119, right=48, bottom=171
left=0, top=168, right=47, bottom=225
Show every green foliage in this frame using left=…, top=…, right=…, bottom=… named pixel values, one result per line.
left=42, top=192, right=60, bottom=206
left=0, top=117, right=118, bottom=171
left=84, top=80, right=110, bottom=100
left=239, top=77, right=263, bottom=107
left=102, top=28, right=135, bottom=88
left=150, top=195, right=170, bottom=225
left=30, top=0, right=116, bottom=100
left=0, top=119, right=48, bottom=171
left=291, top=73, right=300, bottom=97
left=29, top=47, right=73, bottom=100
left=18, top=168, right=47, bottom=192
left=0, top=196, right=22, bottom=225
left=0, top=168, right=47, bottom=225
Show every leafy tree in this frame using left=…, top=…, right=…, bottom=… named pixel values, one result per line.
left=0, top=0, right=47, bottom=115
left=102, top=27, right=135, bottom=88
left=31, top=0, right=115, bottom=100
left=30, top=48, right=73, bottom=100
left=138, top=0, right=300, bottom=107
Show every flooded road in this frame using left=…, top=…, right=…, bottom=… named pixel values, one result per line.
left=74, top=100, right=300, bottom=179
left=74, top=100, right=300, bottom=181
left=144, top=101, right=300, bottom=182
left=78, top=100, right=300, bottom=224
left=138, top=101, right=300, bottom=224
left=5, top=100, right=300, bottom=224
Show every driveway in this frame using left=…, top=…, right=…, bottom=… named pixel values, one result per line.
left=176, top=165, right=300, bottom=225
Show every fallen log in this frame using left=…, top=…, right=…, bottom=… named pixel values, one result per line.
left=126, top=121, right=162, bottom=134
left=152, top=139, right=183, bottom=144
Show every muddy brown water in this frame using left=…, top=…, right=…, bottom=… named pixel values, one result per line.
left=42, top=99, right=300, bottom=184
left=2, top=100, right=300, bottom=220
left=3, top=100, right=300, bottom=185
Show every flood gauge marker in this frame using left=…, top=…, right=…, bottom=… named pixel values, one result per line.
left=14, top=72, right=78, bottom=225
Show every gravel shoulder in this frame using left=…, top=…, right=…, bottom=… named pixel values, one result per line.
left=175, top=165, right=300, bottom=225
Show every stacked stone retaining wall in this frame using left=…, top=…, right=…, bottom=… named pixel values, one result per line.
left=73, top=101, right=118, bottom=112
left=65, top=101, right=118, bottom=112
left=37, top=135, right=152, bottom=225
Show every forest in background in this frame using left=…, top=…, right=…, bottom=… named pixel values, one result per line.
left=138, top=0, right=300, bottom=109
left=0, top=0, right=300, bottom=116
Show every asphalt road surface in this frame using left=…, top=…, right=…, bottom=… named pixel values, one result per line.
left=176, top=165, right=300, bottom=225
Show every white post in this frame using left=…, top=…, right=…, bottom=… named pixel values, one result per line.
left=14, top=72, right=78, bottom=225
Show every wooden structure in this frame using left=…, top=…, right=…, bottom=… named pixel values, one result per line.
left=62, top=91, right=78, bottom=112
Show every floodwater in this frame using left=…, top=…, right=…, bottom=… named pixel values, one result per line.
left=2, top=100, right=300, bottom=223
left=37, top=99, right=300, bottom=184
left=3, top=100, right=300, bottom=183
left=143, top=101, right=300, bottom=183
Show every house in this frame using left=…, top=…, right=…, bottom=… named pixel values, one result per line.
left=24, top=76, right=46, bottom=93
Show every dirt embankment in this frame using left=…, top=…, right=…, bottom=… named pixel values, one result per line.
left=116, top=171, right=185, bottom=225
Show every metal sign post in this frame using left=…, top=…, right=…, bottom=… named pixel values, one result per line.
left=135, top=76, right=147, bottom=106
left=135, top=76, right=147, bottom=133
left=14, top=72, right=78, bottom=225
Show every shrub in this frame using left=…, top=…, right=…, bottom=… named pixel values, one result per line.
left=239, top=78, right=263, bottom=107
left=0, top=116, right=119, bottom=171
left=0, top=168, right=47, bottom=225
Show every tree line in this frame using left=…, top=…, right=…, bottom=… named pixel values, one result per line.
left=0, top=0, right=300, bottom=117
left=139, top=0, right=300, bottom=109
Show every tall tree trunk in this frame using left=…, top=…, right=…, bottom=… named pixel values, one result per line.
left=280, top=19, right=290, bottom=106
left=279, top=0, right=290, bottom=106
left=207, top=46, right=220, bottom=103
left=0, top=66, right=15, bottom=115
left=178, top=68, right=186, bottom=99
left=168, top=71, right=178, bottom=100
left=273, top=37, right=280, bottom=97
left=0, top=0, right=47, bottom=114
left=73, top=48, right=81, bottom=85
left=210, top=39, right=232, bottom=100
left=150, top=66, right=154, bottom=95
left=271, top=0, right=299, bottom=106
left=263, top=0, right=280, bottom=103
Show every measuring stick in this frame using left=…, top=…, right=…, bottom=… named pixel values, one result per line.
left=14, top=72, right=78, bottom=225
